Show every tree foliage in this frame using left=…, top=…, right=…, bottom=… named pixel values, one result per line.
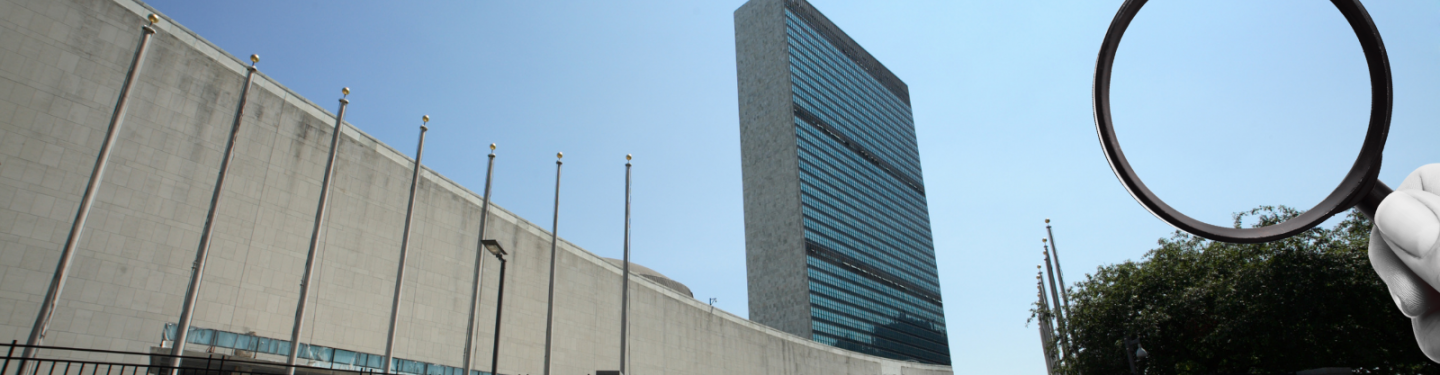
left=1053, top=206, right=1438, bottom=374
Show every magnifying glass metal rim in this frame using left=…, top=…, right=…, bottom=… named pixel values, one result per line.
left=1093, top=0, right=1393, bottom=244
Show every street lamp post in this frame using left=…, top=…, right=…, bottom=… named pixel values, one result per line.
left=480, top=239, right=508, bottom=375
left=1124, top=337, right=1146, bottom=375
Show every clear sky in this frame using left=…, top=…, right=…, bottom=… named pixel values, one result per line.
left=141, top=0, right=1440, bottom=372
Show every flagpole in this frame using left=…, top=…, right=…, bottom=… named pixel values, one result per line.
left=1037, top=270, right=1057, bottom=375
left=171, top=53, right=262, bottom=368
left=1043, top=241, right=1071, bottom=359
left=542, top=152, right=563, bottom=375
left=462, top=144, right=497, bottom=375
left=619, top=154, right=632, bottom=374
left=1045, top=220, right=1072, bottom=314
left=22, top=14, right=161, bottom=364
left=383, top=115, right=430, bottom=374
left=285, top=87, right=352, bottom=375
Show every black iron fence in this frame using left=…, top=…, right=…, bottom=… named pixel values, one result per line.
left=0, top=341, right=379, bottom=375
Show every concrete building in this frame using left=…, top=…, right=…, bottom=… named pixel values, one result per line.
left=735, top=0, right=951, bottom=365
left=0, top=0, right=953, bottom=374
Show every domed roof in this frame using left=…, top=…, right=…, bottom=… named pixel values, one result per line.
left=602, top=258, right=692, bottom=298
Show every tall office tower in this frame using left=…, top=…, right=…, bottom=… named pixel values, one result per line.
left=734, top=0, right=950, bottom=365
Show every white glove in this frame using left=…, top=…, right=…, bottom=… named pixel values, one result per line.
left=1371, top=163, right=1440, bottom=361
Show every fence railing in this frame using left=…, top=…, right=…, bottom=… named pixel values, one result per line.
left=0, top=341, right=380, bottom=375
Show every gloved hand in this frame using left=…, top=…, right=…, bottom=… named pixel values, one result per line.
left=1371, top=163, right=1440, bottom=361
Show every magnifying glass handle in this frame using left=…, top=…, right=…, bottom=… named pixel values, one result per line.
left=1357, top=180, right=1394, bottom=221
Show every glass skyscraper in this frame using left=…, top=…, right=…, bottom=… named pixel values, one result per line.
left=734, top=0, right=949, bottom=365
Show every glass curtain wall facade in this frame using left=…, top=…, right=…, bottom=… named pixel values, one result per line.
left=738, top=0, right=951, bottom=365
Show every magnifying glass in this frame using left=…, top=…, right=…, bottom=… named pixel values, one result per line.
left=1093, top=0, right=1394, bottom=244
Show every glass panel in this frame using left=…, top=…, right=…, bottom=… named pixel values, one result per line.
left=783, top=8, right=949, bottom=365
left=274, top=340, right=292, bottom=357
left=186, top=328, right=213, bottom=346
left=253, top=337, right=274, bottom=355
left=233, top=334, right=254, bottom=352
left=332, top=349, right=356, bottom=366
left=214, top=331, right=237, bottom=349
left=311, top=346, right=333, bottom=362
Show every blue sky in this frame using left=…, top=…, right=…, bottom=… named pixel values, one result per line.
left=142, top=0, right=1440, bottom=372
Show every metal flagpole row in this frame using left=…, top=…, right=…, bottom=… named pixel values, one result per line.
left=21, top=13, right=635, bottom=372
left=383, top=116, right=430, bottom=375
left=285, top=87, right=352, bottom=375
left=23, top=12, right=162, bottom=367
left=170, top=53, right=262, bottom=368
left=1044, top=219, right=1079, bottom=370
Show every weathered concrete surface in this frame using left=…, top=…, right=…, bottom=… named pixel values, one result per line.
left=0, top=0, right=953, bottom=374
left=734, top=0, right=813, bottom=341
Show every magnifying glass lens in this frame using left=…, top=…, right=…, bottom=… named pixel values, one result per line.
left=1110, top=1, right=1370, bottom=228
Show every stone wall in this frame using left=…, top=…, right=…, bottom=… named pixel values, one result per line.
left=0, top=0, right=953, bottom=374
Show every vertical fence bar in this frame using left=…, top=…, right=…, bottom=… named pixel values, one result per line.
left=23, top=14, right=160, bottom=366
left=3, top=341, right=17, bottom=375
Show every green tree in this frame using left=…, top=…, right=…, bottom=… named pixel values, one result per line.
left=1050, top=206, right=1437, bottom=374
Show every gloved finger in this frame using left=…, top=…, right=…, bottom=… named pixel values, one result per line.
left=1414, top=311, right=1440, bottom=362
left=1396, top=163, right=1440, bottom=195
left=1375, top=190, right=1440, bottom=260
left=1371, top=229, right=1440, bottom=317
